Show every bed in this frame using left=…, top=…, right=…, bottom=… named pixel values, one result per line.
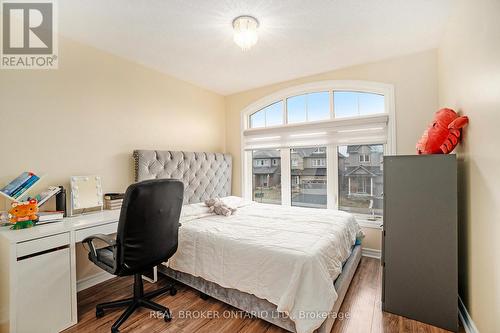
left=133, top=150, right=363, bottom=333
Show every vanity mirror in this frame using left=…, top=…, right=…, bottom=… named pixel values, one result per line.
left=69, top=176, right=103, bottom=216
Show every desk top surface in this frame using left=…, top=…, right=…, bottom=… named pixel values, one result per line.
left=0, top=210, right=120, bottom=243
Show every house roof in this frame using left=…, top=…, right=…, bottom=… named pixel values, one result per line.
left=346, top=145, right=384, bottom=154
left=291, top=168, right=327, bottom=177
left=345, top=166, right=382, bottom=177
left=253, top=166, right=280, bottom=175
left=253, top=150, right=281, bottom=159
left=291, top=147, right=327, bottom=158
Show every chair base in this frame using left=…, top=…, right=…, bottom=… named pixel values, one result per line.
left=96, top=273, right=177, bottom=333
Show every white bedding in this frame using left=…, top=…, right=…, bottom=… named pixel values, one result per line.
left=169, top=197, right=362, bottom=333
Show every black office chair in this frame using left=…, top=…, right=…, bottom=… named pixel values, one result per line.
left=83, top=179, right=184, bottom=333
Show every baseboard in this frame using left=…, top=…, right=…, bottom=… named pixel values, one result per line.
left=459, top=296, right=479, bottom=333
left=361, top=247, right=381, bottom=259
left=77, top=271, right=114, bottom=292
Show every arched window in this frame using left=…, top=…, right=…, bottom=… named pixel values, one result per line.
left=241, top=80, right=396, bottom=228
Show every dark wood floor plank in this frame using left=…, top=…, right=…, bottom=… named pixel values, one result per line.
left=62, top=257, right=458, bottom=333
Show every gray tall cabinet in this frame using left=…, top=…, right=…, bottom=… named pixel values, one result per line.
left=382, top=155, right=458, bottom=332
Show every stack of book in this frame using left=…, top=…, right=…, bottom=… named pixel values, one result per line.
left=37, top=211, right=64, bottom=225
left=0, top=172, right=40, bottom=200
left=104, top=193, right=124, bottom=210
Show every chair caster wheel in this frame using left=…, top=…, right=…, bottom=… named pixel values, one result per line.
left=96, top=307, right=104, bottom=318
left=164, top=309, right=172, bottom=322
left=170, top=287, right=177, bottom=296
left=111, top=327, right=120, bottom=333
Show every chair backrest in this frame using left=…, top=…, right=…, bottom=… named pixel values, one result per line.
left=116, top=179, right=184, bottom=276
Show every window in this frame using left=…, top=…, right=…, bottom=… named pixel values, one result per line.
left=312, top=159, right=326, bottom=167
left=252, top=150, right=281, bottom=204
left=334, top=91, right=384, bottom=118
left=254, top=159, right=269, bottom=167
left=242, top=81, right=395, bottom=226
left=287, top=92, right=329, bottom=124
left=359, top=154, right=370, bottom=163
left=250, top=101, right=283, bottom=128
left=338, top=144, right=384, bottom=218
left=287, top=94, right=306, bottom=123
left=249, top=89, right=387, bottom=128
left=291, top=147, right=327, bottom=209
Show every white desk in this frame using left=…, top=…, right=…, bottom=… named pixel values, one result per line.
left=0, top=210, right=121, bottom=333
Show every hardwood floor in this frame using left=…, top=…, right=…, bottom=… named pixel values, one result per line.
left=63, top=257, right=459, bottom=333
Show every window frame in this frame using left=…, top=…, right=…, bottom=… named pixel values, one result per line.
left=240, top=80, right=396, bottom=229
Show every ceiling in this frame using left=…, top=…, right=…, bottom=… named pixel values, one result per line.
left=59, top=0, right=454, bottom=95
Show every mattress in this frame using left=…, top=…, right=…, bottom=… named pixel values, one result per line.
left=169, top=197, right=363, bottom=333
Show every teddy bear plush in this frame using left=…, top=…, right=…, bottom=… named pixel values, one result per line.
left=8, top=199, right=38, bottom=229
left=204, top=198, right=236, bottom=217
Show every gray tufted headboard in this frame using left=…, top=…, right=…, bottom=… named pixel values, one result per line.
left=133, top=150, right=232, bottom=204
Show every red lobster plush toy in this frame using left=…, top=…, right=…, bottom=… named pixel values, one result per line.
left=416, top=108, right=469, bottom=154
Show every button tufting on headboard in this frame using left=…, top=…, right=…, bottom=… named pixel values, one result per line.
left=133, top=150, right=232, bottom=204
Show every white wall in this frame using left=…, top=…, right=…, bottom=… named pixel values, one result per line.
left=0, top=36, right=226, bottom=279
left=438, top=0, right=500, bottom=331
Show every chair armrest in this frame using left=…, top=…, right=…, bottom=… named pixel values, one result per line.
left=82, top=233, right=116, bottom=257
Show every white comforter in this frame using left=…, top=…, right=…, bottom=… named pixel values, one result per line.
left=169, top=197, right=362, bottom=333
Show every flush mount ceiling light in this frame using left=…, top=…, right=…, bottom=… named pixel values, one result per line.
left=232, top=15, right=259, bottom=51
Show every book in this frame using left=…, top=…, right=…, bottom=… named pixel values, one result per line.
left=105, top=203, right=123, bottom=208
left=105, top=200, right=123, bottom=205
left=11, top=174, right=38, bottom=198
left=35, top=186, right=62, bottom=207
left=105, top=206, right=122, bottom=210
left=1, top=172, right=33, bottom=196
left=11, top=175, right=40, bottom=198
left=37, top=211, right=64, bottom=224
left=104, top=199, right=123, bottom=204
left=104, top=193, right=125, bottom=200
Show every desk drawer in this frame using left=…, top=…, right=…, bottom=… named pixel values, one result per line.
left=17, top=232, right=70, bottom=258
left=75, top=222, right=118, bottom=242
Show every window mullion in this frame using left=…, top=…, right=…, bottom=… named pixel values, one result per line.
left=281, top=148, right=291, bottom=206
left=330, top=91, right=334, bottom=119
left=283, top=98, right=287, bottom=125
left=327, top=145, right=338, bottom=209
left=243, top=151, right=253, bottom=200
left=305, top=94, right=309, bottom=122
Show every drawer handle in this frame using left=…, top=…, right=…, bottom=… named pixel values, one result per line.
left=17, top=245, right=69, bottom=261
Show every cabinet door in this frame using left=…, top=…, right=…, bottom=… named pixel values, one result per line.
left=383, top=155, right=457, bottom=331
left=16, top=247, right=72, bottom=333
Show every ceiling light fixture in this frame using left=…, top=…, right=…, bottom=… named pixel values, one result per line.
left=232, top=15, right=259, bottom=51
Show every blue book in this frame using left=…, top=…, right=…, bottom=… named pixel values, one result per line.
left=12, top=175, right=40, bottom=198
left=11, top=176, right=36, bottom=197
left=1, top=172, right=32, bottom=196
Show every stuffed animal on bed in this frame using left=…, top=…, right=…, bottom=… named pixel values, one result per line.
left=204, top=198, right=236, bottom=217
left=416, top=108, right=469, bottom=154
